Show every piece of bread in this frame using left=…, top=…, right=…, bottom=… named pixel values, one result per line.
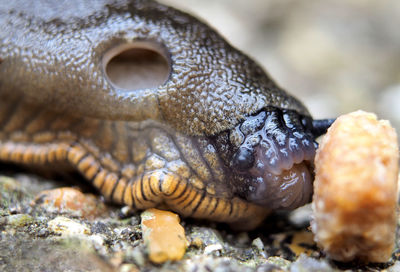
left=312, top=111, right=399, bottom=263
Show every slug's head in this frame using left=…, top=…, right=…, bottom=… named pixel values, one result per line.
left=223, top=107, right=323, bottom=211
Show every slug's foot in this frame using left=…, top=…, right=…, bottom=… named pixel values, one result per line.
left=0, top=140, right=267, bottom=229
left=228, top=107, right=316, bottom=210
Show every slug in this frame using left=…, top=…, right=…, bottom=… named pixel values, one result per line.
left=0, top=0, right=332, bottom=229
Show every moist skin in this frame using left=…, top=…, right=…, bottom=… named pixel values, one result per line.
left=226, top=107, right=316, bottom=210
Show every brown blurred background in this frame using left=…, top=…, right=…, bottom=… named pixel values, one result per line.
left=161, top=0, right=400, bottom=133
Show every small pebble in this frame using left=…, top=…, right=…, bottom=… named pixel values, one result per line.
left=91, top=221, right=112, bottom=235
left=252, top=237, right=265, bottom=252
left=290, top=254, right=333, bottom=272
left=130, top=246, right=146, bottom=267
left=48, top=216, right=91, bottom=236
left=255, top=263, right=282, bottom=272
left=37, top=228, right=50, bottom=238
left=119, top=206, right=136, bottom=219
left=141, top=208, right=188, bottom=264
left=204, top=244, right=224, bottom=255
left=252, top=237, right=267, bottom=258
left=119, top=263, right=139, bottom=272
left=266, top=256, right=291, bottom=270
left=89, top=234, right=106, bottom=247
left=188, top=226, right=224, bottom=248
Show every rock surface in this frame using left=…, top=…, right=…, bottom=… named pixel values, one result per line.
left=1, top=173, right=400, bottom=271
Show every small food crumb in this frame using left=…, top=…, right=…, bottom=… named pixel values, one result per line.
left=141, top=208, right=188, bottom=264
left=312, top=111, right=399, bottom=263
left=33, top=187, right=107, bottom=219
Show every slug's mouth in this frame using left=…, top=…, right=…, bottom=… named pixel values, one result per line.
left=246, top=152, right=313, bottom=210
left=229, top=107, right=316, bottom=210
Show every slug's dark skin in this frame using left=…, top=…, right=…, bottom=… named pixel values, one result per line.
left=0, top=0, right=332, bottom=229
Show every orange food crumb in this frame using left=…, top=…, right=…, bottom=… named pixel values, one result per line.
left=312, top=111, right=399, bottom=263
left=33, top=187, right=107, bottom=219
left=141, top=208, right=188, bottom=264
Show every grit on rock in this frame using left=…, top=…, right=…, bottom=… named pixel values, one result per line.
left=1, top=173, right=400, bottom=271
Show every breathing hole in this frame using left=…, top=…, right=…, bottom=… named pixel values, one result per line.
left=104, top=43, right=170, bottom=90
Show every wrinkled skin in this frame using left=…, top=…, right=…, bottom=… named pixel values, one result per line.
left=0, top=0, right=332, bottom=228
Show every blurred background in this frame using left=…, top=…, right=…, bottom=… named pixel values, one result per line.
left=161, top=0, right=400, bottom=133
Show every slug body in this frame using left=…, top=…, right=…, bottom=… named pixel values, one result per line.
left=0, top=0, right=325, bottom=229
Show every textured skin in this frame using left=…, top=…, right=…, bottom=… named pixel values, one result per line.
left=0, top=0, right=314, bottom=228
left=0, top=96, right=268, bottom=228
left=0, top=0, right=309, bottom=136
